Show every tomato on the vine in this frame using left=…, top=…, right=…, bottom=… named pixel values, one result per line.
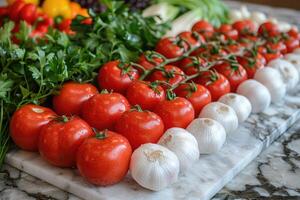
left=201, top=45, right=228, bottom=62
left=192, top=20, right=214, bottom=38
left=137, top=53, right=163, bottom=73
left=76, top=130, right=132, bottom=186
left=213, top=60, right=248, bottom=92
left=126, top=80, right=165, bottom=110
left=287, top=28, right=300, bottom=40
left=153, top=97, right=195, bottom=129
left=237, top=53, right=265, bottom=78
left=19, top=3, right=38, bottom=24
left=267, top=41, right=287, bottom=54
left=284, top=38, right=299, bottom=53
left=232, top=20, right=255, bottom=35
left=217, top=24, right=238, bottom=40
left=148, top=65, right=185, bottom=89
left=115, top=109, right=164, bottom=150
left=10, top=104, right=56, bottom=151
left=81, top=92, right=130, bottom=130
left=174, top=83, right=211, bottom=115
left=155, top=37, right=184, bottom=59
left=53, top=82, right=98, bottom=116
left=178, top=31, right=204, bottom=50
left=38, top=116, right=94, bottom=167
left=258, top=22, right=279, bottom=37
left=97, top=60, right=139, bottom=94
left=179, top=56, right=204, bottom=75
left=195, top=71, right=231, bottom=101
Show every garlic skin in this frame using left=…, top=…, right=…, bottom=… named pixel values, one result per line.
left=284, top=53, right=300, bottom=75
left=198, top=102, right=238, bottom=134
left=130, top=143, right=179, bottom=191
left=251, top=11, right=267, bottom=24
left=187, top=118, right=226, bottom=154
left=240, top=6, right=251, bottom=19
left=254, top=67, right=286, bottom=103
left=268, top=59, right=299, bottom=92
left=237, top=80, right=271, bottom=113
left=218, top=93, right=252, bottom=123
left=158, top=128, right=199, bottom=172
left=229, top=10, right=243, bottom=22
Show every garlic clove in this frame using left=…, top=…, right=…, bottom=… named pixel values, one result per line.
left=236, top=79, right=271, bottom=113
left=218, top=93, right=252, bottom=123
left=187, top=118, right=226, bottom=154
left=130, top=143, right=179, bottom=191
left=284, top=53, right=300, bottom=76
left=158, top=128, right=199, bottom=173
left=268, top=59, right=299, bottom=92
left=254, top=67, right=286, bottom=103
left=229, top=10, right=243, bottom=22
left=198, top=102, right=238, bottom=134
left=251, top=11, right=267, bottom=24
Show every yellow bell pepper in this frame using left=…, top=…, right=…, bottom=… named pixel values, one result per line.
left=7, top=0, right=39, bottom=5
left=42, top=0, right=72, bottom=19
left=70, top=2, right=81, bottom=19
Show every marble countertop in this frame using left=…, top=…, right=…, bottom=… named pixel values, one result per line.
left=1, top=1, right=300, bottom=200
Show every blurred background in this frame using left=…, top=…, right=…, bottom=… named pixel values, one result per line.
left=228, top=0, right=300, bottom=10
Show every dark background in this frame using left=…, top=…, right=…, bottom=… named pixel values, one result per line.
left=235, top=0, right=300, bottom=10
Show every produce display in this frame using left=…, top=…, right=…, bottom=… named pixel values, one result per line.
left=2, top=0, right=300, bottom=193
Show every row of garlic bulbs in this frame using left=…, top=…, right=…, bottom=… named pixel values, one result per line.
left=230, top=6, right=294, bottom=32
left=129, top=46, right=300, bottom=193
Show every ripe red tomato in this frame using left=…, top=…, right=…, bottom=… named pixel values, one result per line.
left=217, top=24, right=238, bottom=40
left=115, top=110, right=164, bottom=150
left=9, top=0, right=26, bottom=21
left=284, top=38, right=299, bottom=53
left=237, top=54, right=265, bottom=78
left=288, top=28, right=300, bottom=40
left=58, top=19, right=75, bottom=35
left=81, top=92, right=130, bottom=130
left=137, top=53, right=163, bottom=73
left=19, top=3, right=37, bottom=24
left=10, top=104, right=56, bottom=151
left=195, top=71, right=231, bottom=101
left=153, top=97, right=195, bottom=129
left=148, top=65, right=185, bottom=89
left=179, top=57, right=204, bottom=75
left=258, top=22, right=279, bottom=37
left=178, top=31, right=204, bottom=50
left=97, top=60, right=139, bottom=94
left=174, top=83, right=211, bottom=115
left=53, top=82, right=98, bottom=116
left=203, top=46, right=228, bottom=62
left=126, top=80, right=165, bottom=110
left=263, top=51, right=283, bottom=63
left=76, top=131, right=132, bottom=186
left=192, top=20, right=214, bottom=38
left=232, top=20, right=255, bottom=35
left=213, top=61, right=248, bottom=92
left=155, top=37, right=184, bottom=59
left=38, top=116, right=94, bottom=167
left=267, top=41, right=287, bottom=54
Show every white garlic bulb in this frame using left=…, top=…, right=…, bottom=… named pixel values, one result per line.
left=236, top=79, right=271, bottom=113
left=240, top=6, right=251, bottom=19
left=251, top=11, right=267, bottom=24
left=293, top=48, right=300, bottom=55
left=284, top=53, right=300, bottom=75
left=158, top=128, right=199, bottom=172
left=187, top=118, right=226, bottom=154
left=198, top=102, right=238, bottom=134
left=268, top=59, right=299, bottom=92
left=218, top=93, right=252, bottom=123
left=254, top=67, right=286, bottom=103
left=229, top=10, right=243, bottom=22
left=130, top=143, right=179, bottom=191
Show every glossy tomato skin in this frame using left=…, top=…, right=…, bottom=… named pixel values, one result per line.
left=258, top=22, right=279, bottom=37
left=137, top=54, right=163, bottom=74
left=174, top=83, right=211, bottom=116
left=10, top=104, right=56, bottom=151
left=284, top=38, right=299, bottom=53
left=115, top=110, right=164, bottom=150
left=178, top=31, right=204, bottom=50
left=217, top=24, right=238, bottom=40
left=148, top=65, right=185, bottom=89
left=192, top=20, right=214, bottom=38
left=81, top=93, right=130, bottom=130
left=76, top=131, right=132, bottom=186
left=179, top=57, right=204, bottom=75
left=237, top=54, right=265, bottom=78
left=38, top=116, right=94, bottom=167
left=155, top=37, right=184, bottom=59
left=97, top=60, right=139, bottom=94
left=213, top=61, right=248, bottom=92
left=153, top=97, right=195, bottom=130
left=53, top=82, right=98, bottom=116
left=9, top=0, right=26, bottom=21
left=126, top=81, right=165, bottom=110
left=195, top=71, right=231, bottom=101
left=19, top=3, right=38, bottom=24
left=232, top=20, right=255, bottom=35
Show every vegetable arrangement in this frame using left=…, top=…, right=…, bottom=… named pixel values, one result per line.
left=3, top=1, right=300, bottom=192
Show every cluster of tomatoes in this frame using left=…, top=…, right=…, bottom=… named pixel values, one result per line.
left=10, top=19, right=300, bottom=186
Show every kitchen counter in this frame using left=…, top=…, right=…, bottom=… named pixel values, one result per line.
left=1, top=1, right=300, bottom=200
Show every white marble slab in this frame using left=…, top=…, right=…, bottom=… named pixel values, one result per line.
left=5, top=86, right=300, bottom=200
